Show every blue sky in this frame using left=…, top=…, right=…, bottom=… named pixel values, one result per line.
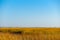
left=0, top=0, right=60, bottom=27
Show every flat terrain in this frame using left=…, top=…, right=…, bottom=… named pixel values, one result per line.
left=0, top=28, right=60, bottom=40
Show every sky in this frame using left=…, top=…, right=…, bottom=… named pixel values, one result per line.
left=0, top=0, right=60, bottom=27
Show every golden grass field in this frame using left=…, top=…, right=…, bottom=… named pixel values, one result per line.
left=0, top=28, right=60, bottom=40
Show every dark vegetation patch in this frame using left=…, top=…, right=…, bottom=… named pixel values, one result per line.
left=9, top=31, right=23, bottom=35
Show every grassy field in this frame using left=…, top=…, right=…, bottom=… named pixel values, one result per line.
left=0, top=28, right=60, bottom=40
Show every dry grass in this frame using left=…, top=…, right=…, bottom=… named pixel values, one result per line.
left=0, top=28, right=60, bottom=40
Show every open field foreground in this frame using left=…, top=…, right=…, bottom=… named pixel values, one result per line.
left=0, top=28, right=60, bottom=40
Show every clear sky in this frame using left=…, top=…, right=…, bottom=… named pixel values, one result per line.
left=0, top=0, right=60, bottom=27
